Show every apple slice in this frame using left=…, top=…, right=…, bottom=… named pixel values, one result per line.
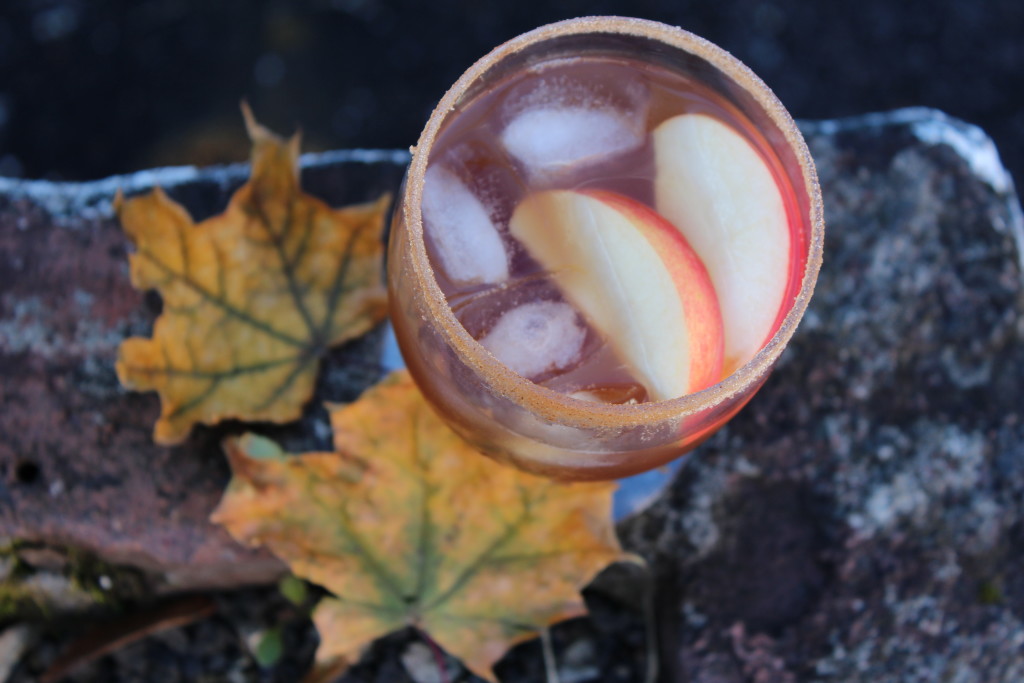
left=509, top=189, right=724, bottom=400
left=653, top=113, right=791, bottom=375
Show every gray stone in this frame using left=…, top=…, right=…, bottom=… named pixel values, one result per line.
left=618, top=108, right=1024, bottom=682
left=0, top=149, right=407, bottom=601
left=2, top=108, right=1024, bottom=682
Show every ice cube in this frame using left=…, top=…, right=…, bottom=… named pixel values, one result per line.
left=500, top=106, right=644, bottom=179
left=436, top=140, right=528, bottom=253
left=422, top=165, right=509, bottom=284
left=498, top=70, right=649, bottom=181
left=480, top=301, right=586, bottom=380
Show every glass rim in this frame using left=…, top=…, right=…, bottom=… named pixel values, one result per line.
left=399, top=15, right=825, bottom=430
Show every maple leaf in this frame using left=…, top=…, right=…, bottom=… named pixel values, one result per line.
left=115, top=105, right=389, bottom=444
left=211, top=371, right=623, bottom=681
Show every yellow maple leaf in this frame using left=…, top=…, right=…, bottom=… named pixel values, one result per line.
left=211, top=371, right=623, bottom=681
left=115, top=105, right=389, bottom=444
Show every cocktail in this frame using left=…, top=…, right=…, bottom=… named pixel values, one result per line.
left=387, top=16, right=823, bottom=480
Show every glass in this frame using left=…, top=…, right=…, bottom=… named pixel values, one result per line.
left=387, top=16, right=824, bottom=481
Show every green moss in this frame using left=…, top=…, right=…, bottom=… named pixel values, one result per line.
left=0, top=542, right=151, bottom=621
left=0, top=539, right=36, bottom=572
left=977, top=579, right=1003, bottom=606
left=63, top=546, right=148, bottom=606
left=0, top=544, right=39, bottom=620
left=0, top=581, right=46, bottom=620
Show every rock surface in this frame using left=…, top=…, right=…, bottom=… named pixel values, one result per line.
left=0, top=149, right=408, bottom=599
left=620, top=108, right=1024, bottom=683
left=1, top=108, right=1023, bottom=681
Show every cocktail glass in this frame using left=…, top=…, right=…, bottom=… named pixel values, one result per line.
left=387, top=16, right=824, bottom=481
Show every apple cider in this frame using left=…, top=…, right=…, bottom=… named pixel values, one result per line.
left=420, top=55, right=805, bottom=406
left=387, top=17, right=823, bottom=479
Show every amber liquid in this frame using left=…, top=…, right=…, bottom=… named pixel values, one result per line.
left=421, top=55, right=805, bottom=406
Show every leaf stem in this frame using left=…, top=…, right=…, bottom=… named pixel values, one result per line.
left=417, top=628, right=450, bottom=683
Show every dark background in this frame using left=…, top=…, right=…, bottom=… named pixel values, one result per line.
left=1, top=0, right=1022, bottom=189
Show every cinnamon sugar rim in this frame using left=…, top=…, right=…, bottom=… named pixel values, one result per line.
left=401, top=16, right=824, bottom=430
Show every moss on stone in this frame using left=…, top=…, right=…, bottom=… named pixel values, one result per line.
left=0, top=542, right=150, bottom=620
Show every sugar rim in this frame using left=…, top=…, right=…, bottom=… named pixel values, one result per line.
left=401, top=15, right=825, bottom=430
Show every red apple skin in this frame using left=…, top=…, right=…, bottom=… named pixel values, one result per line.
left=653, top=113, right=792, bottom=375
left=581, top=189, right=724, bottom=394
left=510, top=188, right=724, bottom=400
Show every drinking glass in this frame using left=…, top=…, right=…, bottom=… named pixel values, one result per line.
left=387, top=16, right=824, bottom=481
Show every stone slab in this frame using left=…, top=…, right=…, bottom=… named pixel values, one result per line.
left=2, top=108, right=1024, bottom=680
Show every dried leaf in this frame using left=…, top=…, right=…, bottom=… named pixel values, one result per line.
left=212, top=371, right=623, bottom=681
left=116, top=105, right=389, bottom=444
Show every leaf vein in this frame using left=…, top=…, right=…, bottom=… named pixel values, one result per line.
left=122, top=356, right=299, bottom=380
left=320, top=221, right=369, bottom=341
left=422, top=506, right=532, bottom=614
left=305, top=486, right=410, bottom=607
left=138, top=247, right=306, bottom=348
left=248, top=197, right=319, bottom=342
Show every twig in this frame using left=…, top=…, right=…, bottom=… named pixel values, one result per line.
left=417, top=627, right=450, bottom=683
left=642, top=568, right=659, bottom=683
left=540, top=627, right=561, bottom=683
left=39, top=595, right=217, bottom=683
